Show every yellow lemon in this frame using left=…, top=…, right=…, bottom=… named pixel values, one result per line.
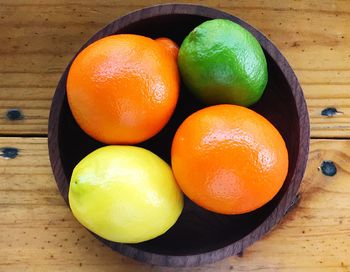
left=68, top=145, right=183, bottom=243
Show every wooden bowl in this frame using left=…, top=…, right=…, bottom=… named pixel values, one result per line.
left=48, top=4, right=310, bottom=267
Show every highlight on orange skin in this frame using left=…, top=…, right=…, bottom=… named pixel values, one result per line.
left=171, top=104, right=289, bottom=215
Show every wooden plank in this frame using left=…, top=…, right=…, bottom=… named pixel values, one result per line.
left=0, top=1, right=350, bottom=137
left=0, top=87, right=53, bottom=135
left=0, top=137, right=349, bottom=271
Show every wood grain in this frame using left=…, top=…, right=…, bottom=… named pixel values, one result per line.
left=0, top=0, right=350, bottom=137
left=0, top=137, right=349, bottom=271
left=0, top=1, right=349, bottom=270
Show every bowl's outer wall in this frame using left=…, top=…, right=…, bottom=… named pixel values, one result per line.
left=48, top=4, right=310, bottom=267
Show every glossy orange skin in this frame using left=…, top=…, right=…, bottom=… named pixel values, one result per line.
left=171, top=105, right=289, bottom=214
left=155, top=37, right=179, bottom=59
left=67, top=34, right=179, bottom=144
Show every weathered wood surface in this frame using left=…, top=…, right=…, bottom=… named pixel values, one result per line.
left=1, top=1, right=350, bottom=271
left=0, top=138, right=349, bottom=271
left=0, top=0, right=350, bottom=137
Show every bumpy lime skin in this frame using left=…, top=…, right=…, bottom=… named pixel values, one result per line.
left=178, top=19, right=268, bottom=107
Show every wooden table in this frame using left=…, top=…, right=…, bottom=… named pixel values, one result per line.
left=1, top=1, right=349, bottom=271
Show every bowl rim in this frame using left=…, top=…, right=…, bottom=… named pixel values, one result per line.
left=48, top=3, right=310, bottom=267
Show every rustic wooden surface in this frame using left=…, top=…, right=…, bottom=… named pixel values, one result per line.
left=1, top=139, right=349, bottom=271
left=1, top=0, right=350, bottom=137
left=0, top=0, right=350, bottom=271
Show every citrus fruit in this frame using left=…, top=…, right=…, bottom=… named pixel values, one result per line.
left=67, top=34, right=179, bottom=144
left=178, top=19, right=268, bottom=107
left=171, top=104, right=288, bottom=214
left=69, top=145, right=184, bottom=243
left=155, top=37, right=179, bottom=59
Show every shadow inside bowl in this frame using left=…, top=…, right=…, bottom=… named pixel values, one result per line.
left=57, top=12, right=300, bottom=256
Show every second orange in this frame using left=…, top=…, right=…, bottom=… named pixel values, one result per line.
left=171, top=104, right=289, bottom=215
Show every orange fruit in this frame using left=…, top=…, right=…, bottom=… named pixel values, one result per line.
left=171, top=104, right=289, bottom=215
left=155, top=37, right=179, bottom=59
left=67, top=34, right=179, bottom=144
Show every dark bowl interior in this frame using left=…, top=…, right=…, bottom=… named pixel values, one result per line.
left=48, top=4, right=309, bottom=267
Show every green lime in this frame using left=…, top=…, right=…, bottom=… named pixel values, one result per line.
left=69, top=145, right=184, bottom=243
left=178, top=19, right=268, bottom=106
